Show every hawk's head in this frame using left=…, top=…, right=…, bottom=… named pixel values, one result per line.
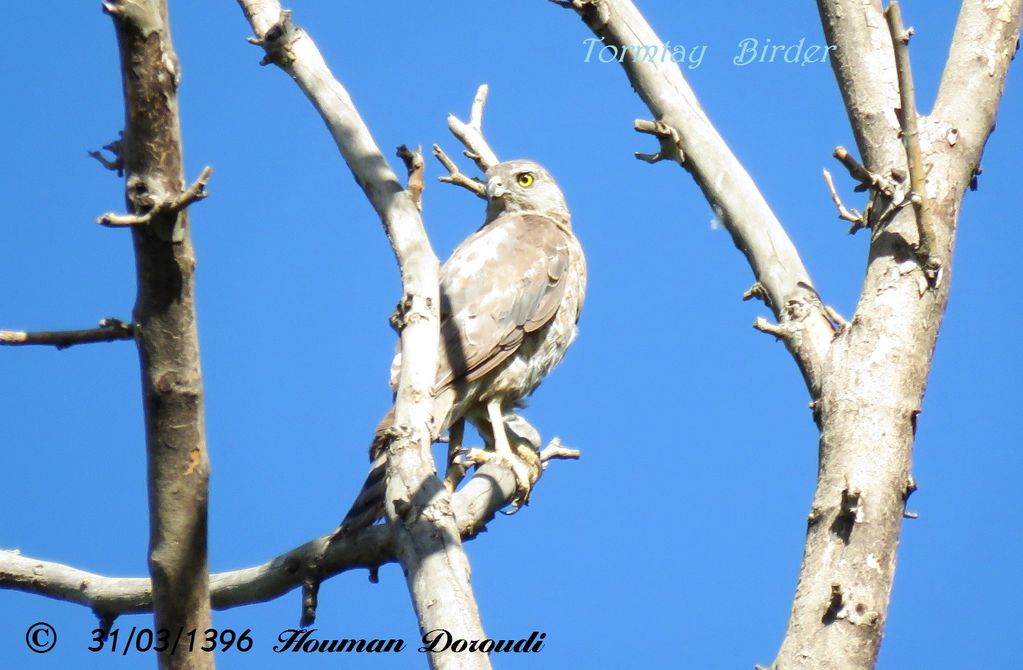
left=484, top=160, right=570, bottom=226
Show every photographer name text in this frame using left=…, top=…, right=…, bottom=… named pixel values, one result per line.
left=583, top=36, right=836, bottom=69
left=274, top=628, right=546, bottom=655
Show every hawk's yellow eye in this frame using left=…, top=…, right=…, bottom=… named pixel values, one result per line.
left=516, top=172, right=535, bottom=187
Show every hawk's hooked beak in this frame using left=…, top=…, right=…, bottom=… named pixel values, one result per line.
left=486, top=177, right=508, bottom=200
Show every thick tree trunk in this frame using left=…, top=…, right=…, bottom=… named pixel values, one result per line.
left=558, top=1, right=1021, bottom=668
left=778, top=224, right=950, bottom=668
left=106, top=1, right=214, bottom=668
left=771, top=3, right=1022, bottom=667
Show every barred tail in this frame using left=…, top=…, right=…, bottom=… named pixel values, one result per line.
left=336, top=408, right=393, bottom=536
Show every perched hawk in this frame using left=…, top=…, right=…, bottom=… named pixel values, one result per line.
left=337, top=159, right=586, bottom=535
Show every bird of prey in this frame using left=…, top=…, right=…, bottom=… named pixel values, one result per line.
left=336, top=159, right=586, bottom=535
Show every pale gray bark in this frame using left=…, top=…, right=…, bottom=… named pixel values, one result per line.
left=445, top=85, right=500, bottom=172
left=559, top=1, right=1023, bottom=668
left=5, top=2, right=1016, bottom=668
left=0, top=451, right=569, bottom=615
left=236, top=3, right=489, bottom=668
left=559, top=0, right=836, bottom=395
left=1, top=7, right=576, bottom=666
left=769, top=3, right=1022, bottom=668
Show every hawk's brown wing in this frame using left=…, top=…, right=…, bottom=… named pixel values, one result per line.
left=432, top=212, right=573, bottom=392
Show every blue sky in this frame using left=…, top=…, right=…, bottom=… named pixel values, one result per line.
left=2, top=1, right=1019, bottom=668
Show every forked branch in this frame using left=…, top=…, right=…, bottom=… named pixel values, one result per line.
left=446, top=84, right=499, bottom=172
left=558, top=0, right=834, bottom=396
left=433, top=144, right=487, bottom=199
left=433, top=85, right=504, bottom=198
left=97, top=166, right=212, bottom=238
left=0, top=452, right=574, bottom=619
left=236, top=2, right=489, bottom=665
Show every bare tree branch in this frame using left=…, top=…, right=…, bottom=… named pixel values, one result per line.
left=432, top=144, right=487, bottom=199
left=397, top=145, right=426, bottom=212
left=816, top=0, right=903, bottom=170
left=557, top=2, right=1021, bottom=669
left=446, top=84, right=499, bottom=172
left=88, top=134, right=124, bottom=175
left=236, top=2, right=490, bottom=666
left=767, top=2, right=1022, bottom=669
left=0, top=453, right=572, bottom=617
left=432, top=85, right=502, bottom=198
left=98, top=166, right=212, bottom=231
left=560, top=0, right=834, bottom=396
left=831, top=145, right=900, bottom=198
left=0, top=319, right=133, bottom=350
left=885, top=2, right=939, bottom=280
left=933, top=0, right=1023, bottom=198
left=537, top=437, right=580, bottom=465
left=634, top=118, right=684, bottom=164
left=821, top=169, right=864, bottom=230
left=103, top=0, right=213, bottom=668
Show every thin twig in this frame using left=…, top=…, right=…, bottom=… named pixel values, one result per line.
left=0, top=319, right=134, bottom=350
left=446, top=84, right=499, bottom=172
left=822, top=168, right=866, bottom=233
left=97, top=166, right=213, bottom=228
left=299, top=578, right=319, bottom=627
left=823, top=305, right=849, bottom=331
left=396, top=145, right=425, bottom=212
left=432, top=144, right=487, bottom=199
left=742, top=282, right=771, bottom=307
left=538, top=438, right=581, bottom=469
left=753, top=316, right=790, bottom=340
left=88, top=135, right=125, bottom=176
left=885, top=2, right=939, bottom=282
left=832, top=146, right=893, bottom=195
left=634, top=118, right=685, bottom=164
left=831, top=145, right=912, bottom=232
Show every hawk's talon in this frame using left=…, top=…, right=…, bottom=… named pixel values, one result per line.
left=443, top=450, right=470, bottom=492
left=463, top=447, right=538, bottom=508
left=443, top=420, right=468, bottom=493
left=443, top=470, right=463, bottom=493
